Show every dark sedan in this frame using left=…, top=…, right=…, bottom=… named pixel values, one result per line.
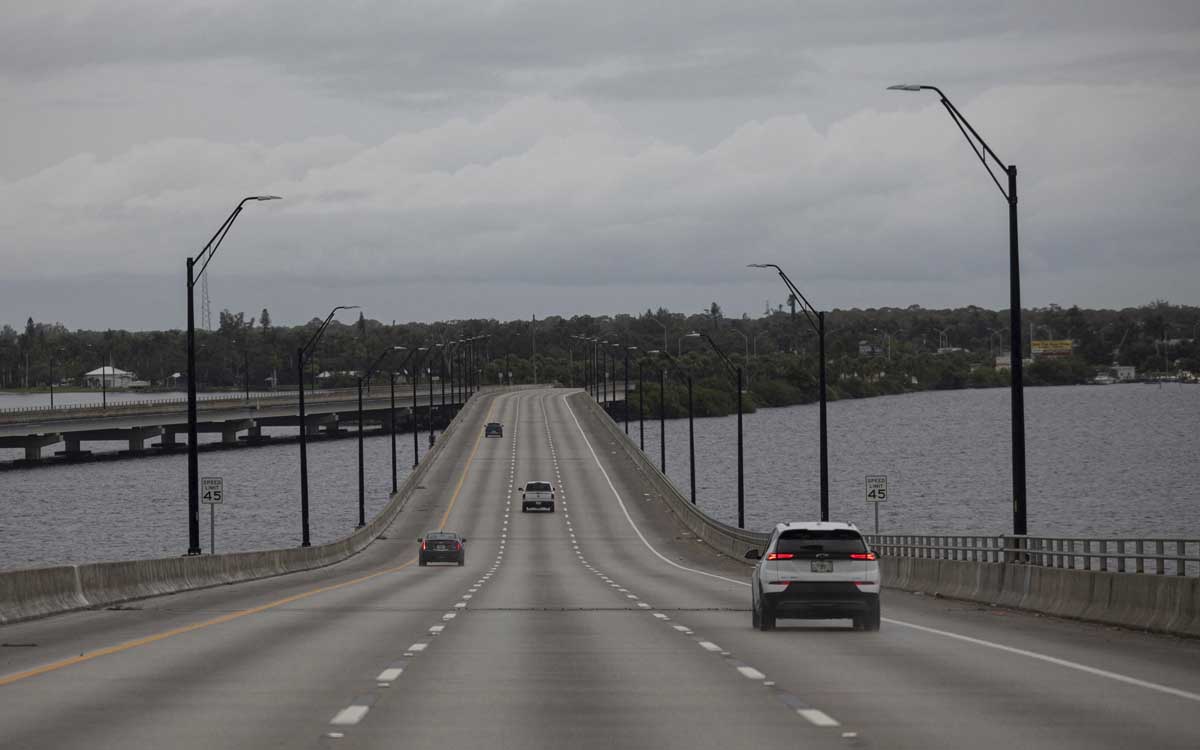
left=418, top=531, right=466, bottom=566
left=485, top=422, right=503, bottom=437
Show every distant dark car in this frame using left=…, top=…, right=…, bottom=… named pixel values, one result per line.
left=485, top=422, right=503, bottom=438
left=419, top=531, right=466, bottom=566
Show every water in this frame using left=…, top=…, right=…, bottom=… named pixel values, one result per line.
left=2, top=383, right=1197, bottom=571
left=0, top=426, right=431, bottom=571
left=626, top=383, right=1200, bottom=538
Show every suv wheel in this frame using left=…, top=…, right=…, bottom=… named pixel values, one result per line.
left=863, top=596, right=881, bottom=631
left=756, top=594, right=775, bottom=631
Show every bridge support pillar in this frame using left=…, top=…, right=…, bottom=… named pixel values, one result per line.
left=220, top=419, right=255, bottom=445
left=124, top=427, right=164, bottom=453
left=0, top=434, right=63, bottom=461
left=58, top=435, right=92, bottom=457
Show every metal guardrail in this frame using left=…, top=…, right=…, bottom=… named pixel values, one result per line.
left=867, top=534, right=1200, bottom=577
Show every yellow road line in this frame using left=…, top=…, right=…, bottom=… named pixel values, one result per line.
left=0, top=559, right=414, bottom=688
left=0, top=392, right=500, bottom=688
left=437, top=397, right=499, bottom=531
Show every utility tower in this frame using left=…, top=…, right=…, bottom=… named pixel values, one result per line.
left=201, top=274, right=213, bottom=331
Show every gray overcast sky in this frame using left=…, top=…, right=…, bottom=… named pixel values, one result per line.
left=2, top=1, right=1199, bottom=330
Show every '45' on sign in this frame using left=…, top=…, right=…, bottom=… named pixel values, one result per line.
left=201, top=477, right=224, bottom=505
left=865, top=475, right=887, bottom=503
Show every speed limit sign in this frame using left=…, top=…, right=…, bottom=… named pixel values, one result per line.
left=865, top=475, right=887, bottom=503
left=201, top=477, right=224, bottom=505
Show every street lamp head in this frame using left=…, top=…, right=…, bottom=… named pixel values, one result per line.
left=251, top=195, right=282, bottom=201
left=683, top=332, right=700, bottom=338
left=392, top=346, right=406, bottom=351
left=886, top=84, right=925, bottom=92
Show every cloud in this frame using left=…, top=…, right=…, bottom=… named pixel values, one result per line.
left=2, top=2, right=1199, bottom=327
left=3, top=86, right=1198, bottom=295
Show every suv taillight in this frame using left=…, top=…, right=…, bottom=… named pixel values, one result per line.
left=421, top=540, right=426, bottom=550
left=850, top=552, right=876, bottom=561
left=766, top=552, right=794, bottom=560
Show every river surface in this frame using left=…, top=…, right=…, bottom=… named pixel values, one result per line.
left=624, top=383, right=1200, bottom=539
left=1, top=384, right=1197, bottom=571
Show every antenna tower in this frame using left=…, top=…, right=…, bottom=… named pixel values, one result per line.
left=201, top=274, right=212, bottom=331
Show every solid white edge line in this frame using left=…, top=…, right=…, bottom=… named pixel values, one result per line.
left=799, top=709, right=841, bottom=727
left=330, top=705, right=370, bottom=725
left=562, top=392, right=1200, bottom=706
left=560, top=393, right=750, bottom=588
left=883, top=617, right=1200, bottom=703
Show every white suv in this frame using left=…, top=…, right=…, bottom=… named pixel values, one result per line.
left=746, top=522, right=881, bottom=631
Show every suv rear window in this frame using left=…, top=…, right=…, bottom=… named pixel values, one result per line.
left=774, top=529, right=867, bottom=558
left=525, top=482, right=552, bottom=492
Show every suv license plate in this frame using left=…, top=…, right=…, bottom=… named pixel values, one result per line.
left=810, top=560, right=833, bottom=573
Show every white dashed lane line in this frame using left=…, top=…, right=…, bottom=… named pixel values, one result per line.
left=330, top=705, right=371, bottom=726
left=377, top=668, right=404, bottom=682
left=799, top=709, right=841, bottom=727
left=737, top=666, right=766, bottom=680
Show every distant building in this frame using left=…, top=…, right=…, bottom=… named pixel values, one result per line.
left=1113, top=365, right=1136, bottom=381
left=83, top=366, right=135, bottom=388
left=857, top=340, right=882, bottom=356
left=994, top=355, right=1012, bottom=370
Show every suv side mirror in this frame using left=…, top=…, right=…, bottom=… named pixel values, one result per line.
left=460, top=537, right=468, bottom=542
left=416, top=538, right=423, bottom=543
left=744, top=549, right=761, bottom=560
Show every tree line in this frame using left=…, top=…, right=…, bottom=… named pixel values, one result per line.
left=1, top=300, right=1197, bottom=418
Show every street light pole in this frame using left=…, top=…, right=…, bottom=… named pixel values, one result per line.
left=429, top=344, right=440, bottom=446
left=390, top=371, right=397, bottom=494
left=888, top=83, right=1026, bottom=536
left=700, top=332, right=745, bottom=528
left=623, top=345, right=632, bottom=434
left=655, top=349, right=695, bottom=505
left=638, top=359, right=645, bottom=451
left=185, top=194, right=280, bottom=555
left=659, top=365, right=666, bottom=472
left=297, top=305, right=358, bottom=547
left=748, top=264, right=829, bottom=521
left=412, top=347, right=429, bottom=468
left=358, top=346, right=404, bottom=528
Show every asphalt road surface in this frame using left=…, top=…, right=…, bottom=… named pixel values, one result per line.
left=2, top=387, right=1199, bottom=749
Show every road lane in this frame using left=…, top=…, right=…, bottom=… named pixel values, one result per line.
left=0, top=390, right=517, bottom=748
left=340, top=389, right=844, bottom=749
left=552, top=389, right=1200, bottom=749
left=2, top=386, right=1200, bottom=749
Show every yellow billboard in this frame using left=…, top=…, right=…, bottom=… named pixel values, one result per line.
left=1032, top=340, right=1073, bottom=358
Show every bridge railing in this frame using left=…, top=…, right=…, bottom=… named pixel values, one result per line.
left=867, top=534, right=1200, bottom=577
left=0, top=385, right=444, bottom=422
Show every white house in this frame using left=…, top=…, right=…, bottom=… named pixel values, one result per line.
left=84, top=366, right=136, bottom=388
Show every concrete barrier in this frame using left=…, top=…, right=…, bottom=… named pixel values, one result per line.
left=572, top=393, right=770, bottom=561
left=0, top=566, right=88, bottom=624
left=579, top=391, right=1200, bottom=638
left=0, top=386, right=524, bottom=626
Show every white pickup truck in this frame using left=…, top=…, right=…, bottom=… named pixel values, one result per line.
left=521, top=480, right=556, bottom=512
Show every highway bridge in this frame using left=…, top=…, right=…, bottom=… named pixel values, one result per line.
left=0, top=387, right=465, bottom=460
left=1, top=387, right=1199, bottom=748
